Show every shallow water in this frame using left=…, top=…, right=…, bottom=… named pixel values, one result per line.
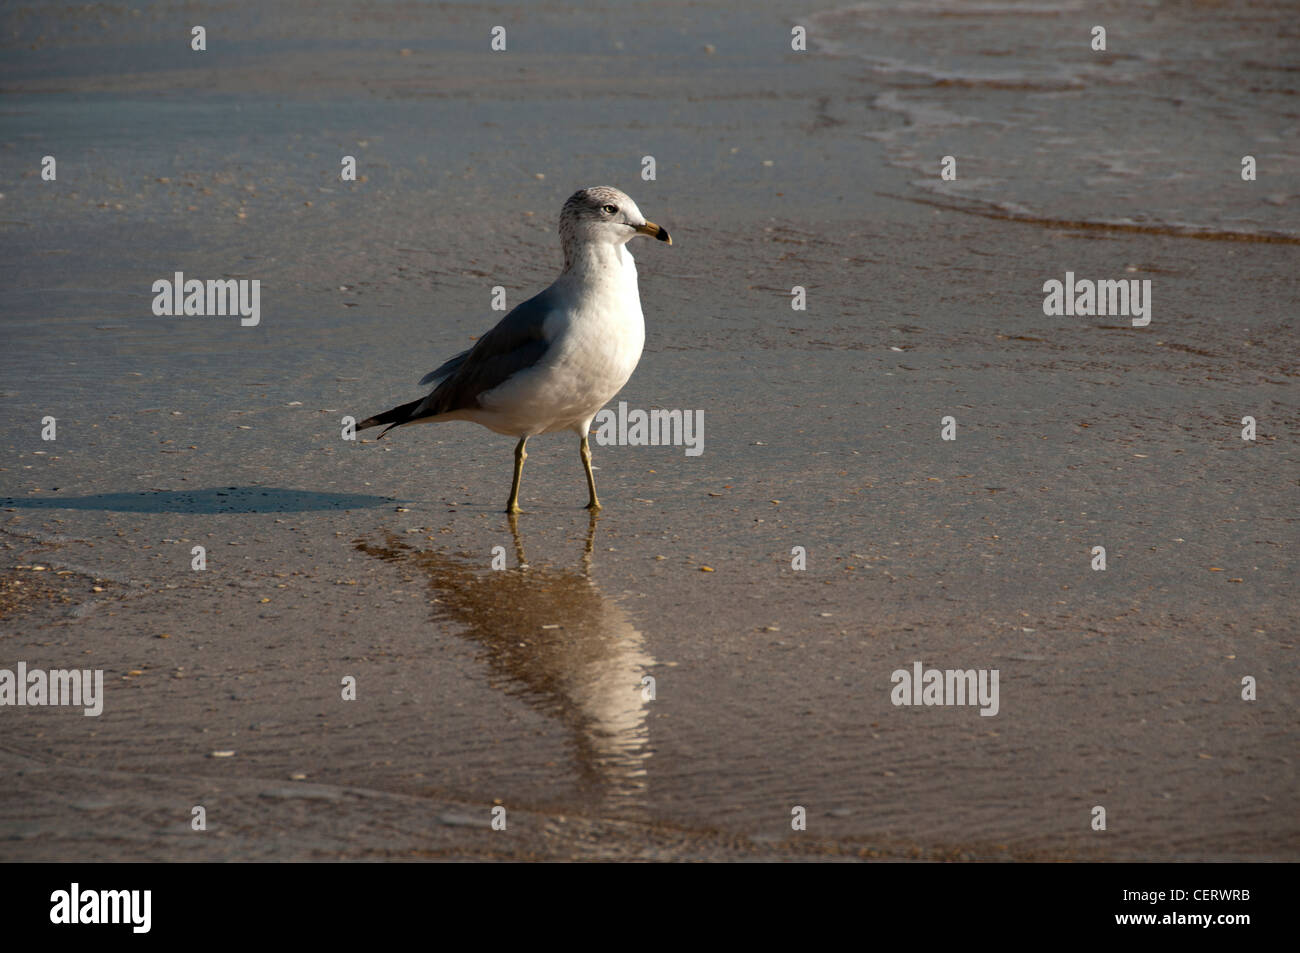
left=810, top=0, right=1300, bottom=239
left=0, top=0, right=1296, bottom=861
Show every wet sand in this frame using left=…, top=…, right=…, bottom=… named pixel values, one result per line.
left=0, top=0, right=1296, bottom=861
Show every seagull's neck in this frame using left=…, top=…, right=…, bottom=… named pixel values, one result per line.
left=561, top=240, right=637, bottom=287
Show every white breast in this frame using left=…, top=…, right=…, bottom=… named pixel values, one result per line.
left=475, top=246, right=646, bottom=436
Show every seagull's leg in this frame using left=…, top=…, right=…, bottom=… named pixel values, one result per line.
left=580, top=434, right=601, bottom=511
left=507, top=436, right=528, bottom=514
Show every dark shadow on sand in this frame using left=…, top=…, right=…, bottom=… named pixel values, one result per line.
left=0, top=486, right=397, bottom=514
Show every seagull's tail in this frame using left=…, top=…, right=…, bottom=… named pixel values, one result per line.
left=356, top=397, right=424, bottom=439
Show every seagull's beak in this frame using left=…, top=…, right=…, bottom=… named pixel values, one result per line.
left=634, top=221, right=672, bottom=245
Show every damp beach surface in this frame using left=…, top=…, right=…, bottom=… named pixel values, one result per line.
left=0, top=0, right=1296, bottom=861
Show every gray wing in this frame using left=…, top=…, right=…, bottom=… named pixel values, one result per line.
left=417, top=351, right=471, bottom=387
left=412, top=286, right=558, bottom=419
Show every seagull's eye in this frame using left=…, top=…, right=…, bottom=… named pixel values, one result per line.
left=601, top=204, right=618, bottom=214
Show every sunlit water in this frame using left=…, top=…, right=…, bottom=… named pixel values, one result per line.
left=810, top=0, right=1300, bottom=238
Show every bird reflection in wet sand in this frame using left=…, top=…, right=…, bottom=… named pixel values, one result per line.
left=356, top=514, right=656, bottom=808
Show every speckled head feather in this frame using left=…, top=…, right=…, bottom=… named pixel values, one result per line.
left=558, top=186, right=669, bottom=267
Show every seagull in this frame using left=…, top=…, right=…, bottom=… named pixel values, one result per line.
left=357, top=186, right=671, bottom=514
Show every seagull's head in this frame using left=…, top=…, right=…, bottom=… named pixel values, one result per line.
left=560, top=186, right=672, bottom=250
